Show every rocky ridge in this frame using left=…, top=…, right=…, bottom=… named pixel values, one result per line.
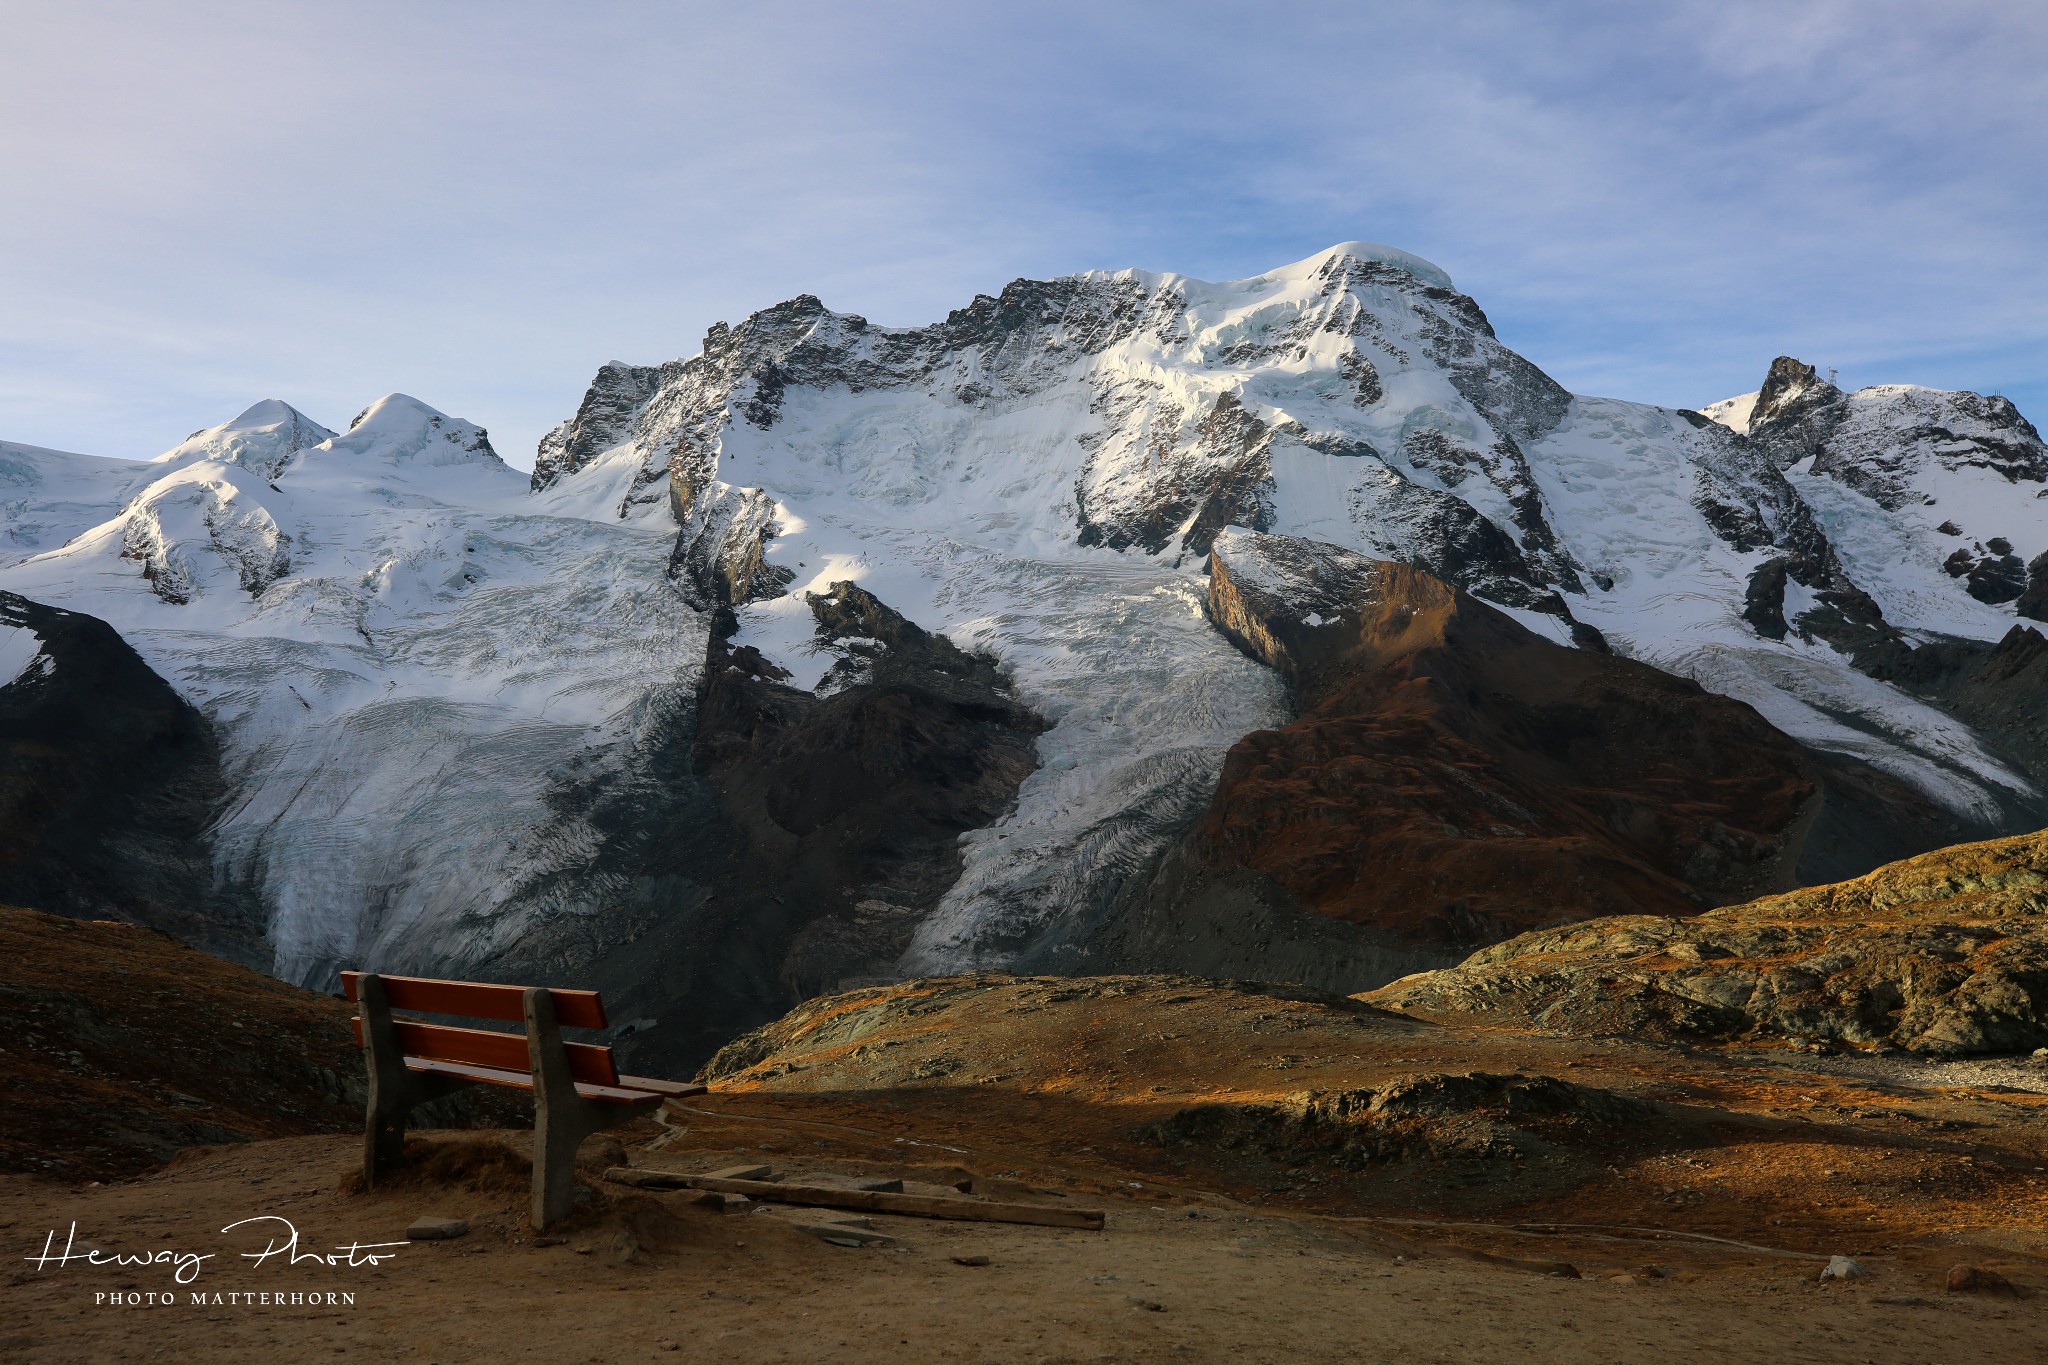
left=1370, top=827, right=2048, bottom=1056
left=1710, top=355, right=2048, bottom=633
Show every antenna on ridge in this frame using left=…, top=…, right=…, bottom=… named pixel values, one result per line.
left=1827, top=366, right=1839, bottom=388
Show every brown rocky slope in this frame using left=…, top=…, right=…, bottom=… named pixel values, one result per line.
left=1081, top=529, right=1957, bottom=990
left=0, top=901, right=523, bottom=1182
left=0, top=902, right=363, bottom=1181
left=1369, top=826, right=2048, bottom=1055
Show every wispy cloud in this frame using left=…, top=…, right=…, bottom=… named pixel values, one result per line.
left=1, top=0, right=2041, bottom=465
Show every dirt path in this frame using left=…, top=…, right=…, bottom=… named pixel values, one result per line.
left=4, top=1130, right=2042, bottom=1365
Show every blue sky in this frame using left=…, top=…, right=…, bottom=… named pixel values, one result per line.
left=2, top=0, right=2042, bottom=469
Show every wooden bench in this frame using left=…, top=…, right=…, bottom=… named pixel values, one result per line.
left=342, top=971, right=704, bottom=1230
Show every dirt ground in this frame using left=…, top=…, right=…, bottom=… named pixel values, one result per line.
left=1, top=1126, right=2043, bottom=1365
left=6, top=962, right=2048, bottom=1362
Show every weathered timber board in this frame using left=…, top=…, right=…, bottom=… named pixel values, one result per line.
left=602, top=1168, right=1105, bottom=1230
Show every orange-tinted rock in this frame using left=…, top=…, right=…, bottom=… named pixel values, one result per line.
left=1946, top=1264, right=2022, bottom=1296
left=1193, top=531, right=1820, bottom=951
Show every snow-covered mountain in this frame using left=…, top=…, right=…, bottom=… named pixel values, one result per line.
left=531, top=242, right=2039, bottom=952
left=2, top=395, right=707, bottom=988
left=3, top=242, right=2044, bottom=1066
left=1705, top=355, right=2048, bottom=636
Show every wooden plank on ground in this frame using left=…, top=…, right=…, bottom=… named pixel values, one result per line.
left=602, top=1168, right=1105, bottom=1230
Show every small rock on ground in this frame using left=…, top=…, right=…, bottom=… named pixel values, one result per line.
left=690, top=1191, right=751, bottom=1213
left=792, top=1221, right=895, bottom=1247
left=1947, top=1264, right=2020, bottom=1296
left=406, top=1217, right=469, bottom=1240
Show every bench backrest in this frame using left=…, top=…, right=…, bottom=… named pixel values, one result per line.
left=340, top=971, right=621, bottom=1087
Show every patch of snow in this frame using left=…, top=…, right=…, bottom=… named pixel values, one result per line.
left=732, top=594, right=840, bottom=692
left=1701, top=391, right=1758, bottom=434
left=0, top=622, right=43, bottom=686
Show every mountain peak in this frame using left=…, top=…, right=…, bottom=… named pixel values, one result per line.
left=1259, top=241, right=1456, bottom=291
left=151, top=400, right=336, bottom=480
left=1752, top=355, right=1839, bottom=429
left=334, top=394, right=502, bottom=468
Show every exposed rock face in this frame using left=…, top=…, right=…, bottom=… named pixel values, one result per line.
left=496, top=580, right=1047, bottom=1071
left=668, top=483, right=792, bottom=609
left=1746, top=357, right=1847, bottom=468
left=2022, top=552, right=2048, bottom=622
left=532, top=361, right=664, bottom=494
left=1083, top=530, right=1966, bottom=991
left=1370, top=827, right=2048, bottom=1056
left=1660, top=409, right=1898, bottom=662
left=695, top=582, right=1043, bottom=996
left=1875, top=624, right=2048, bottom=786
left=469, top=580, right=1044, bottom=1074
left=0, top=592, right=264, bottom=963
left=1749, top=357, right=2048, bottom=506
left=536, top=248, right=1592, bottom=610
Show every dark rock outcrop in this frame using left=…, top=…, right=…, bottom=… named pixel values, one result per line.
left=1874, top=624, right=2048, bottom=787
left=476, top=581, right=1044, bottom=1075
left=1369, top=828, right=2048, bottom=1056
left=1667, top=405, right=1901, bottom=662
left=692, top=581, right=1044, bottom=997
left=2021, top=551, right=2048, bottom=622
left=1747, top=356, right=1845, bottom=468
left=0, top=592, right=264, bottom=963
left=531, top=360, right=664, bottom=493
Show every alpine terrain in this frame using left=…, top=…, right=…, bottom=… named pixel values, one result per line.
left=4, top=242, right=2045, bottom=1070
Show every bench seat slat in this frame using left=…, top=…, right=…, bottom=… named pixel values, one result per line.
left=401, top=1056, right=665, bottom=1106
left=351, top=1017, right=621, bottom=1087
left=616, top=1074, right=708, bottom=1099
left=341, top=972, right=608, bottom=1029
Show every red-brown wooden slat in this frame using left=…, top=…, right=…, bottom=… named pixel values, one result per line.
left=616, top=1074, right=707, bottom=1099
left=399, top=1056, right=663, bottom=1106
left=350, top=1017, right=620, bottom=1087
left=340, top=971, right=608, bottom=1029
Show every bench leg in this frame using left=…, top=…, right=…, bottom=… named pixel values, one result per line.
left=358, top=974, right=413, bottom=1187
left=525, top=987, right=643, bottom=1231
left=531, top=1093, right=586, bottom=1231
left=356, top=971, right=473, bottom=1188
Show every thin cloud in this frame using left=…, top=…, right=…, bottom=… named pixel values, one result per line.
left=0, top=1, right=2040, bottom=463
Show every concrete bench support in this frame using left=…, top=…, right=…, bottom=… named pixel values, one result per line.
left=524, top=987, right=645, bottom=1230
left=357, top=972, right=474, bottom=1184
